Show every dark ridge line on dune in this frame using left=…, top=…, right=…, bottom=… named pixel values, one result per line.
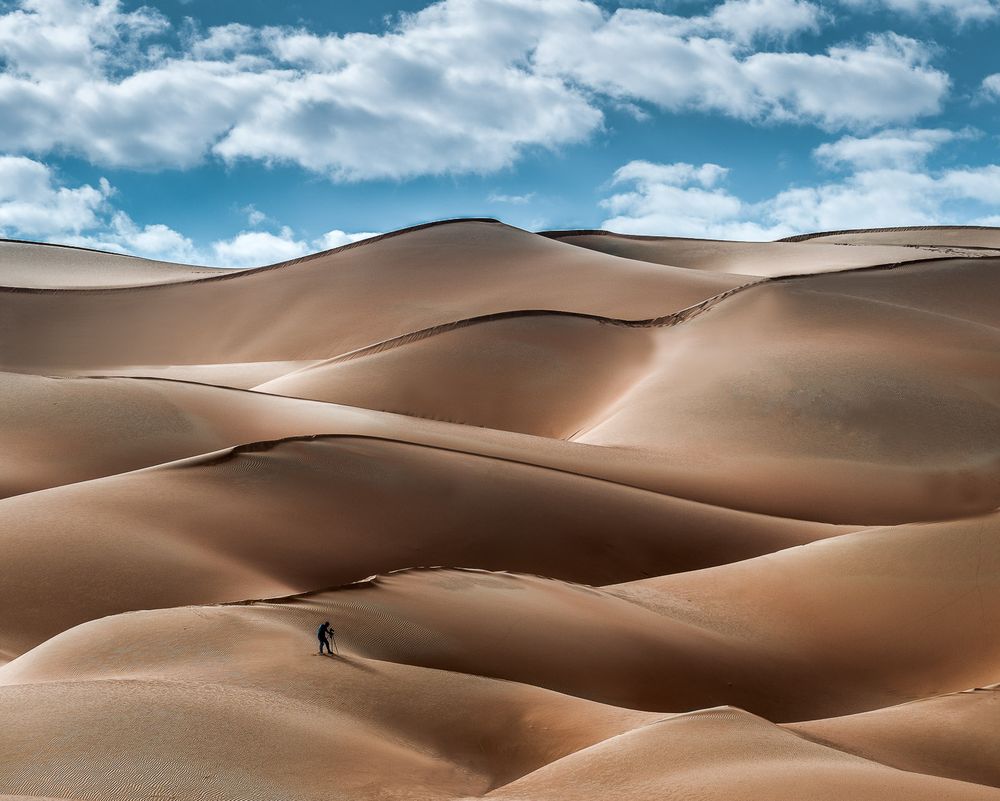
left=778, top=225, right=1000, bottom=243
left=0, top=236, right=223, bottom=266
left=288, top=283, right=764, bottom=369
left=171, top=430, right=996, bottom=527
left=172, top=430, right=781, bottom=517
left=0, top=217, right=506, bottom=295
left=766, top=253, right=979, bottom=283
left=275, top=253, right=977, bottom=370
left=540, top=229, right=740, bottom=244
left=542, top=227, right=1000, bottom=252
left=31, top=372, right=989, bottom=527
left=218, top=565, right=612, bottom=609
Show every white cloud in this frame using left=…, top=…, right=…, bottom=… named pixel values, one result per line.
left=709, top=0, right=823, bottom=41
left=601, top=152, right=1000, bottom=240
left=538, top=14, right=947, bottom=130
left=0, top=0, right=167, bottom=80
left=0, top=0, right=954, bottom=180
left=313, top=229, right=381, bottom=251
left=839, top=0, right=999, bottom=22
left=814, top=128, right=973, bottom=170
left=242, top=204, right=269, bottom=226
left=600, top=159, right=786, bottom=239
left=0, top=156, right=109, bottom=235
left=0, top=156, right=376, bottom=266
left=982, top=73, right=1000, bottom=101
left=208, top=227, right=310, bottom=266
left=739, top=34, right=948, bottom=129
left=188, top=23, right=258, bottom=59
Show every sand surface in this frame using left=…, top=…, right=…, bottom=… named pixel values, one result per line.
left=1, top=221, right=998, bottom=799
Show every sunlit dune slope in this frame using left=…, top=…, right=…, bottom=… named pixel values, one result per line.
left=609, top=512, right=1000, bottom=718
left=4, top=567, right=999, bottom=801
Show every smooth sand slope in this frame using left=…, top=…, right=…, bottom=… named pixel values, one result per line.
left=0, top=240, right=228, bottom=288
left=254, top=312, right=660, bottom=437
left=577, top=261, right=1000, bottom=523
left=1, top=222, right=999, bottom=800
left=542, top=229, right=992, bottom=276
left=782, top=225, right=1000, bottom=249
left=789, top=687, right=1000, bottom=789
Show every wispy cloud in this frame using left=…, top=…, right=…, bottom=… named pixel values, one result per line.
left=487, top=192, right=536, bottom=204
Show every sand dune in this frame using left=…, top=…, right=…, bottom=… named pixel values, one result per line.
left=781, top=225, right=1000, bottom=249
left=482, top=707, right=1000, bottom=801
left=610, top=512, right=1000, bottom=718
left=3, top=222, right=999, bottom=799
left=3, top=565, right=999, bottom=799
left=577, top=263, right=1000, bottom=523
left=0, top=240, right=228, bottom=288
left=543, top=229, right=990, bottom=276
left=788, top=687, right=1000, bottom=789
left=0, top=436, right=840, bottom=656
left=0, top=220, right=744, bottom=373
left=254, top=313, right=660, bottom=437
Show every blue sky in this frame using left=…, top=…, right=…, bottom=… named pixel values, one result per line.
left=0, top=0, right=999, bottom=265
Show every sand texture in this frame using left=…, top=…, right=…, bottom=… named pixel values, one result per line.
left=1, top=220, right=998, bottom=799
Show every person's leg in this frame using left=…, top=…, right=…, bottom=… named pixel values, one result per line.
left=318, top=638, right=326, bottom=654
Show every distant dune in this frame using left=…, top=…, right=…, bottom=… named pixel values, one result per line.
left=1, top=221, right=998, bottom=800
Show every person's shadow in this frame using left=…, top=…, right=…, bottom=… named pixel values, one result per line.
left=316, top=652, right=378, bottom=673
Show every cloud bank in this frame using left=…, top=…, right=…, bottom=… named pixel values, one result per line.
left=601, top=131, right=1000, bottom=239
left=0, top=0, right=954, bottom=180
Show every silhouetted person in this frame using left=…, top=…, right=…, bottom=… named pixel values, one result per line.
left=317, top=621, right=334, bottom=655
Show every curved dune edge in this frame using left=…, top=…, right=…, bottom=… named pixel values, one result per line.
left=542, top=228, right=1000, bottom=277
left=787, top=687, right=1000, bottom=789
left=0, top=218, right=504, bottom=292
left=777, top=224, right=1000, bottom=243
